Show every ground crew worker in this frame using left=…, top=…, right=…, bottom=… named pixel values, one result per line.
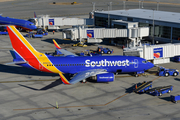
left=53, top=30, right=55, bottom=35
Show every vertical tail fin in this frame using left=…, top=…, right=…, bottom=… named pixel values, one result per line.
left=7, top=26, right=62, bottom=73
left=7, top=26, right=40, bottom=59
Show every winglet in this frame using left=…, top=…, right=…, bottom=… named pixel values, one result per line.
left=34, top=12, right=37, bottom=18
left=53, top=39, right=61, bottom=49
left=59, top=73, right=71, bottom=85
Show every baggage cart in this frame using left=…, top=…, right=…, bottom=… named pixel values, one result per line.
left=171, top=95, right=180, bottom=103
left=134, top=81, right=152, bottom=93
left=146, top=85, right=173, bottom=96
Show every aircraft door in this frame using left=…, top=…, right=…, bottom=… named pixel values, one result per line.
left=134, top=59, right=138, bottom=68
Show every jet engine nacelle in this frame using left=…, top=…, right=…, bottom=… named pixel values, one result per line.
left=96, top=73, right=114, bottom=82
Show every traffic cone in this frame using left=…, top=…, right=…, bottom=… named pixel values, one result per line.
left=135, top=84, right=137, bottom=89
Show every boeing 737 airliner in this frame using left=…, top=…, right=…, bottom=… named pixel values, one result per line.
left=6, top=26, right=154, bottom=85
left=0, top=15, right=37, bottom=31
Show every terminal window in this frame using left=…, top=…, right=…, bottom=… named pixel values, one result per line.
left=172, top=27, right=180, bottom=40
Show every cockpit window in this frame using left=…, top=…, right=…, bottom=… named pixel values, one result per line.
left=28, top=19, right=36, bottom=25
left=142, top=60, right=148, bottom=63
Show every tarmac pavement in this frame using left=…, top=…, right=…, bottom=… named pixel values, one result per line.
left=0, top=0, right=180, bottom=120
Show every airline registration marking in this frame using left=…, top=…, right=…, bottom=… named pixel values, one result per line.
left=43, top=62, right=51, bottom=65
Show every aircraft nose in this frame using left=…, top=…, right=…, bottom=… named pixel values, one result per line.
left=148, top=62, right=154, bottom=69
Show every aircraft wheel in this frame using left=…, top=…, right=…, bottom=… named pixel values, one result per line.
left=115, top=72, right=118, bottom=75
left=82, top=79, right=86, bottom=83
left=107, top=51, right=111, bottom=54
left=173, top=72, right=178, bottom=76
left=165, top=72, right=169, bottom=77
left=135, top=74, right=139, bottom=77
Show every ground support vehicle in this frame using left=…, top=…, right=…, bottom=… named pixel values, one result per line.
left=26, top=30, right=48, bottom=38
left=171, top=95, right=180, bottom=103
left=0, top=32, right=8, bottom=35
left=174, top=56, right=180, bottom=62
left=97, top=46, right=113, bottom=54
left=158, top=66, right=179, bottom=77
left=146, top=85, right=173, bottom=96
left=33, top=34, right=43, bottom=38
left=134, top=71, right=148, bottom=77
left=134, top=81, right=152, bottom=93
left=73, top=42, right=87, bottom=47
left=26, top=32, right=33, bottom=38
left=36, top=29, right=48, bottom=35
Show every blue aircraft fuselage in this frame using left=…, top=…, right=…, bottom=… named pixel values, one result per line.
left=0, top=16, right=37, bottom=30
left=20, top=55, right=154, bottom=74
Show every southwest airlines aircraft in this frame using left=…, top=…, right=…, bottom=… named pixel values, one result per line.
left=0, top=15, right=37, bottom=31
left=6, top=26, right=154, bottom=85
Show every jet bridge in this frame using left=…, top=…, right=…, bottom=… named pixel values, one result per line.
left=123, top=43, right=180, bottom=64
left=28, top=15, right=93, bottom=30
left=62, top=26, right=149, bottom=45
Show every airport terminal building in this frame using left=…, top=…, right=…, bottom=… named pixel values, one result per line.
left=94, top=9, right=180, bottom=43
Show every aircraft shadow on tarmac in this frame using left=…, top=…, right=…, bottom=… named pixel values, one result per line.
left=174, top=78, right=180, bottom=82
left=0, top=64, right=58, bottom=76
left=18, top=79, right=63, bottom=91
left=42, top=38, right=74, bottom=45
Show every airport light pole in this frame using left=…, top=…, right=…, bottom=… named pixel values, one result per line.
left=152, top=9, right=155, bottom=45
left=123, top=1, right=126, bottom=10
left=142, top=0, right=144, bottom=8
left=139, top=1, right=141, bottom=9
left=92, top=2, right=95, bottom=12
left=157, top=2, right=159, bottom=11
left=109, top=2, right=112, bottom=10
left=108, top=4, right=110, bottom=28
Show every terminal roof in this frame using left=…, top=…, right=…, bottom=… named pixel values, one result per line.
left=95, top=9, right=180, bottom=23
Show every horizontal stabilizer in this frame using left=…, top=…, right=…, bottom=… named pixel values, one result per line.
left=5, top=61, right=27, bottom=65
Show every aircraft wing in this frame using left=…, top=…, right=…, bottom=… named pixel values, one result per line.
left=59, top=69, right=107, bottom=85
left=53, top=39, right=77, bottom=56
left=57, top=49, right=78, bottom=56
